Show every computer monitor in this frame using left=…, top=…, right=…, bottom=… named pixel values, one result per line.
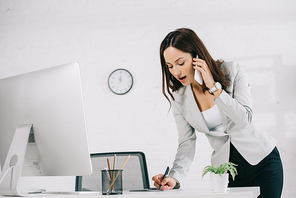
left=0, top=62, right=92, bottom=196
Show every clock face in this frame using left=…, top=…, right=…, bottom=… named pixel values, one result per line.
left=108, top=69, right=133, bottom=95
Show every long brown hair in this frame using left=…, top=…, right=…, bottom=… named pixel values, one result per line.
left=160, top=28, right=230, bottom=104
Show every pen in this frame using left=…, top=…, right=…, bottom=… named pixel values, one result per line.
left=159, top=166, right=170, bottom=190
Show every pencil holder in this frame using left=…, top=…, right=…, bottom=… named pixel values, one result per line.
left=101, top=169, right=123, bottom=195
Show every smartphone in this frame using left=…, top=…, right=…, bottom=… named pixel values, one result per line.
left=194, top=55, right=203, bottom=85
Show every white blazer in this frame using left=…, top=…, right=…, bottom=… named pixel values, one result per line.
left=168, top=61, right=277, bottom=184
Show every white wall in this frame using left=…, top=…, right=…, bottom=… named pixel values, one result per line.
left=1, top=0, right=295, bottom=197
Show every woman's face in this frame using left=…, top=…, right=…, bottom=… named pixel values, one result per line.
left=163, top=46, right=194, bottom=86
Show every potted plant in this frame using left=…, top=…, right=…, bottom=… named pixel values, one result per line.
left=202, top=162, right=238, bottom=192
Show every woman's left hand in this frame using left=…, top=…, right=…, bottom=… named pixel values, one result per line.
left=193, top=57, right=215, bottom=89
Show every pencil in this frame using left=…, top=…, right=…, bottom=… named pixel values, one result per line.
left=107, top=158, right=112, bottom=177
left=112, top=155, right=116, bottom=187
left=113, top=154, right=116, bottom=170
left=107, top=155, right=130, bottom=190
left=107, top=158, right=114, bottom=189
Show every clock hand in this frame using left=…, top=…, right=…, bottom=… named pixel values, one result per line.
left=114, top=76, right=122, bottom=88
left=114, top=81, right=121, bottom=88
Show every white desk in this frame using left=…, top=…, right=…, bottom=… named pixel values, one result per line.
left=0, top=187, right=259, bottom=198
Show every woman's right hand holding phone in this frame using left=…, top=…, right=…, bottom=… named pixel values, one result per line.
left=193, top=55, right=203, bottom=85
left=193, top=56, right=216, bottom=90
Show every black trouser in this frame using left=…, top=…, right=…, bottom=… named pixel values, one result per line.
left=228, top=143, right=283, bottom=198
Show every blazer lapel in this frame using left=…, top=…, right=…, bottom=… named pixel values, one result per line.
left=175, top=86, right=210, bottom=134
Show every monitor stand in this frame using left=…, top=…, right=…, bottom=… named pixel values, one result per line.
left=0, top=124, right=33, bottom=196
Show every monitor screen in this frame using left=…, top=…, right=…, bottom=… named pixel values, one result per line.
left=0, top=62, right=92, bottom=195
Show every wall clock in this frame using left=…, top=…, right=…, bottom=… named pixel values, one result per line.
left=108, top=68, right=133, bottom=95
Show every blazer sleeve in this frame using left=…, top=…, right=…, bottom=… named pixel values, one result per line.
left=214, top=62, right=253, bottom=129
left=168, top=100, right=197, bottom=184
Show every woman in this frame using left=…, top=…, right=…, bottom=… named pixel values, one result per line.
left=152, top=28, right=283, bottom=198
